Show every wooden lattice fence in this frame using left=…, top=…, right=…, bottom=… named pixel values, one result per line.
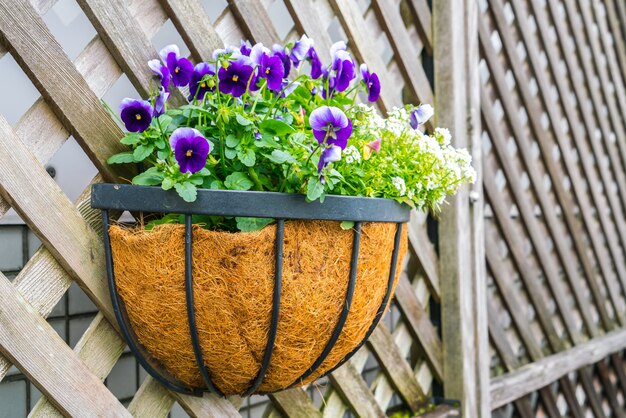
left=0, top=0, right=482, bottom=417
left=0, top=0, right=624, bottom=416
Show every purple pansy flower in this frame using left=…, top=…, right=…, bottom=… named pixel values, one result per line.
left=159, top=44, right=193, bottom=87
left=169, top=128, right=210, bottom=174
left=332, top=49, right=356, bottom=92
left=272, top=44, right=292, bottom=77
left=409, top=104, right=434, bottom=129
left=218, top=59, right=255, bottom=97
left=290, top=34, right=313, bottom=67
left=249, top=43, right=270, bottom=66
left=318, top=144, right=342, bottom=173
left=240, top=40, right=252, bottom=56
left=189, top=62, right=215, bottom=100
left=309, top=106, right=352, bottom=149
left=258, top=54, right=285, bottom=91
left=120, top=98, right=153, bottom=132
left=153, top=87, right=169, bottom=117
left=308, top=48, right=323, bottom=79
left=148, top=59, right=171, bottom=92
left=360, top=64, right=380, bottom=102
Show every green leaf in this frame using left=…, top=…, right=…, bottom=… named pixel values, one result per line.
left=107, top=151, right=136, bottom=164
left=120, top=133, right=142, bottom=146
left=225, top=134, right=241, bottom=148
left=265, top=149, right=296, bottom=164
left=235, top=113, right=253, bottom=126
left=157, top=114, right=173, bottom=130
left=306, top=176, right=324, bottom=201
left=260, top=119, right=295, bottom=136
left=132, top=168, right=164, bottom=186
left=145, top=213, right=180, bottom=231
left=157, top=149, right=169, bottom=160
left=225, top=147, right=237, bottom=159
left=161, top=177, right=175, bottom=190
left=237, top=148, right=256, bottom=167
left=224, top=172, right=254, bottom=190
left=340, top=221, right=355, bottom=230
left=236, top=217, right=273, bottom=232
left=174, top=182, right=197, bottom=202
left=209, top=179, right=224, bottom=189
left=133, top=144, right=154, bottom=161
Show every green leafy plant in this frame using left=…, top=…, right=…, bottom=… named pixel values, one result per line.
left=107, top=38, right=475, bottom=231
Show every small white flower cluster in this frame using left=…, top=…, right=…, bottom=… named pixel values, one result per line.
left=392, top=176, right=407, bottom=196
left=349, top=104, right=385, bottom=139
left=386, top=107, right=412, bottom=138
left=434, top=127, right=452, bottom=145
left=343, top=145, right=362, bottom=164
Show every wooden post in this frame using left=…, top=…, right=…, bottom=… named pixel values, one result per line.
left=433, top=0, right=489, bottom=416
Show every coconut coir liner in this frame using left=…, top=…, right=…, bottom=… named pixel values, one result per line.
left=109, top=220, right=407, bottom=395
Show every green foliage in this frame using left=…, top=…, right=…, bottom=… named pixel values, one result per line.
left=107, top=49, right=475, bottom=232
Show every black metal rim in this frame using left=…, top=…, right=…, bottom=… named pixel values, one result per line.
left=94, top=184, right=409, bottom=396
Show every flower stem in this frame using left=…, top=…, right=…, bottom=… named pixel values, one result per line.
left=248, top=167, right=263, bottom=191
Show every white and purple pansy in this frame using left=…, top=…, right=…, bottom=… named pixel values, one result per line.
left=409, top=104, right=434, bottom=129
left=360, top=64, right=381, bottom=102
left=159, top=44, right=194, bottom=87
left=309, top=106, right=353, bottom=149
left=169, top=128, right=210, bottom=174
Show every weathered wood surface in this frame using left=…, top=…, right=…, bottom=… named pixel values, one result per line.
left=491, top=327, right=626, bottom=408
left=328, top=362, right=386, bottom=418
left=0, top=273, right=130, bottom=418
left=434, top=0, right=488, bottom=416
left=0, top=0, right=131, bottom=182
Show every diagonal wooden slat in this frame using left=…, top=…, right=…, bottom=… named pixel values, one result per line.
left=394, top=274, right=443, bottom=381
left=127, top=377, right=175, bottom=418
left=0, top=273, right=130, bottom=418
left=0, top=0, right=131, bottom=182
left=283, top=0, right=333, bottom=62
left=269, top=388, right=323, bottom=418
left=406, top=0, right=432, bottom=53
left=407, top=217, right=440, bottom=301
left=0, top=116, right=112, bottom=320
left=371, top=0, right=433, bottom=106
left=228, top=0, right=280, bottom=45
left=76, top=0, right=160, bottom=98
left=29, top=312, right=125, bottom=418
left=328, top=362, right=386, bottom=418
left=368, top=325, right=428, bottom=412
left=159, top=0, right=224, bottom=62
left=329, top=0, right=399, bottom=112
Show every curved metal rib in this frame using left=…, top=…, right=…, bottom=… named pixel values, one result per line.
left=242, top=219, right=284, bottom=396
left=321, top=222, right=404, bottom=378
left=184, top=215, right=224, bottom=396
left=286, top=222, right=362, bottom=388
left=101, top=210, right=202, bottom=396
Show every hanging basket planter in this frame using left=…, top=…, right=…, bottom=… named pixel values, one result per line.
left=92, top=183, right=409, bottom=396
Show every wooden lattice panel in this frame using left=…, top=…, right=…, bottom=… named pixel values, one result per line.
left=481, top=0, right=626, bottom=415
left=0, top=0, right=449, bottom=416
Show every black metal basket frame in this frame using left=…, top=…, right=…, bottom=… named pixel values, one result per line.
left=91, top=183, right=410, bottom=396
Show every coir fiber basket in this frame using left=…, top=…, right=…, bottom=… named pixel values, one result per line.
left=91, top=184, right=410, bottom=396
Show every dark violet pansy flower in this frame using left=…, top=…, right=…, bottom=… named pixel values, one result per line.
left=317, top=144, right=342, bottom=173
left=218, top=60, right=255, bottom=97
left=148, top=59, right=171, bottom=92
left=272, top=44, right=291, bottom=77
left=258, top=54, right=285, bottom=91
left=169, top=127, right=210, bottom=174
left=120, top=98, right=153, bottom=132
left=309, top=106, right=352, bottom=149
left=240, top=40, right=252, bottom=56
left=290, top=34, right=313, bottom=67
left=153, top=87, right=169, bottom=117
left=309, top=48, right=323, bottom=79
left=409, top=104, right=434, bottom=129
left=160, top=44, right=193, bottom=87
left=332, top=49, right=356, bottom=92
left=189, top=62, right=215, bottom=100
left=360, top=64, right=380, bottom=102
